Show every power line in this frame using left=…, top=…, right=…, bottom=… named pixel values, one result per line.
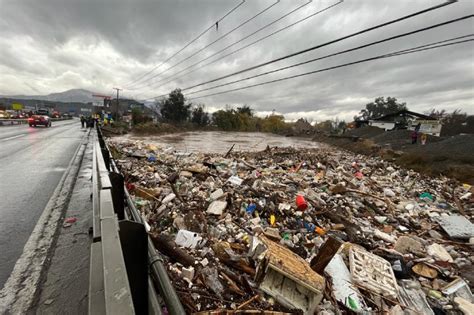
left=132, top=0, right=281, bottom=90
left=187, top=38, right=473, bottom=100
left=122, top=0, right=246, bottom=89
left=183, top=16, right=473, bottom=96
left=139, top=0, right=342, bottom=93
left=159, top=0, right=456, bottom=96
left=146, top=0, right=456, bottom=100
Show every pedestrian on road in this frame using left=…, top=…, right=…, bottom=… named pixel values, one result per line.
left=411, top=130, right=418, bottom=144
left=80, top=115, right=85, bottom=128
left=87, top=116, right=95, bottom=128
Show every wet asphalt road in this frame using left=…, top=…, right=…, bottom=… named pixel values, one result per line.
left=0, top=119, right=86, bottom=288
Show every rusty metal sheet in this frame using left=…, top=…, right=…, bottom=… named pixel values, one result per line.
left=436, top=215, right=474, bottom=239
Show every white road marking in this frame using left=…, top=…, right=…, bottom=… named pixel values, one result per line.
left=0, top=134, right=25, bottom=142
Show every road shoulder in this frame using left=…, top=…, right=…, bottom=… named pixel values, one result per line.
left=0, top=129, right=91, bottom=314
left=31, top=131, right=94, bottom=314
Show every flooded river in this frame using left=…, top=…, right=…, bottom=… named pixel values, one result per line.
left=118, top=131, right=320, bottom=154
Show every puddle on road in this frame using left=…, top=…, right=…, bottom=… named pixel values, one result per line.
left=115, top=131, right=320, bottom=154
left=52, top=167, right=67, bottom=172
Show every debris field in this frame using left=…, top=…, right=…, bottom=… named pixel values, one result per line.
left=108, top=138, right=474, bottom=315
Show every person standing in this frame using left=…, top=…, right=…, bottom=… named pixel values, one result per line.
left=80, top=115, right=85, bottom=128
left=421, top=133, right=427, bottom=145
left=411, top=130, right=418, bottom=144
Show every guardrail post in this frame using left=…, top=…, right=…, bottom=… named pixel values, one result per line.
left=119, top=221, right=148, bottom=314
left=109, top=172, right=125, bottom=220
left=101, top=148, right=110, bottom=171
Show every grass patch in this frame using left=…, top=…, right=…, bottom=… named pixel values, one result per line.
left=396, top=153, right=474, bottom=184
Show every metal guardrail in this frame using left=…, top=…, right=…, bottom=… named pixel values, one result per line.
left=89, top=133, right=135, bottom=315
left=0, top=119, right=29, bottom=125
left=89, top=127, right=185, bottom=315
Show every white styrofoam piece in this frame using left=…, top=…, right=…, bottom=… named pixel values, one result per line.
left=349, top=246, right=398, bottom=300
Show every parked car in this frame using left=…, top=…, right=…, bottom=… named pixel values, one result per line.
left=6, top=109, right=17, bottom=119
left=6, top=110, right=20, bottom=119
left=28, top=114, right=51, bottom=127
left=0, top=110, right=8, bottom=118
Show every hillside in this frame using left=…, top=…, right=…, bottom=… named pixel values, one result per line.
left=1, top=89, right=98, bottom=103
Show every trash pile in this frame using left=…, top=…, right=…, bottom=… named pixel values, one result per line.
left=108, top=138, right=474, bottom=314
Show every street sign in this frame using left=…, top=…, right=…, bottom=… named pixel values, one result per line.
left=12, top=103, right=23, bottom=110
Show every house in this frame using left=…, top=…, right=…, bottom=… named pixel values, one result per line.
left=293, top=118, right=313, bottom=134
left=369, top=110, right=442, bottom=136
left=105, top=98, right=146, bottom=117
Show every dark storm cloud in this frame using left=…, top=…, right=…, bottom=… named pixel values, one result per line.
left=0, top=0, right=472, bottom=120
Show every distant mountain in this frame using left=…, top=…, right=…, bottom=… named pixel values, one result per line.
left=2, top=89, right=98, bottom=103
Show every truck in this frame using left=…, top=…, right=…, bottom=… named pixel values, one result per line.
left=35, top=108, right=51, bottom=116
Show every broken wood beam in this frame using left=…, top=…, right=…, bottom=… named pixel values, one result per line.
left=310, top=236, right=343, bottom=274
left=150, top=234, right=194, bottom=267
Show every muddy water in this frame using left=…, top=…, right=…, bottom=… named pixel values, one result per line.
left=120, top=131, right=320, bottom=154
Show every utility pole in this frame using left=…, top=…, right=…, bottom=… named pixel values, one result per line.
left=113, top=87, right=122, bottom=120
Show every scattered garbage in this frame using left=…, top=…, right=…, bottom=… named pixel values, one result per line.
left=251, top=236, right=325, bottom=314
left=65, top=217, right=77, bottom=223
left=175, top=230, right=203, bottom=249
left=43, top=299, right=54, bottom=306
left=427, top=243, right=454, bottom=263
left=436, top=215, right=474, bottom=239
left=207, top=200, right=227, bottom=215
left=63, top=217, right=77, bottom=228
left=295, top=195, right=308, bottom=210
left=349, top=246, right=399, bottom=300
left=325, top=253, right=367, bottom=312
left=108, top=138, right=474, bottom=314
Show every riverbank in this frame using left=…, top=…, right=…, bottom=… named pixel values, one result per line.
left=312, top=128, right=474, bottom=185
left=104, top=122, right=474, bottom=184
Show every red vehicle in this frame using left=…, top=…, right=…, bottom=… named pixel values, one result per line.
left=28, top=114, right=51, bottom=127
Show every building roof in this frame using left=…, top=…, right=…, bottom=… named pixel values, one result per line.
left=373, top=110, right=435, bottom=121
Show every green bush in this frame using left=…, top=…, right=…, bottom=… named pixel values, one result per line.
left=133, top=122, right=180, bottom=135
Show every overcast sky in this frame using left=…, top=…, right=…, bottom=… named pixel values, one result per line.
left=0, top=0, right=473, bottom=121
